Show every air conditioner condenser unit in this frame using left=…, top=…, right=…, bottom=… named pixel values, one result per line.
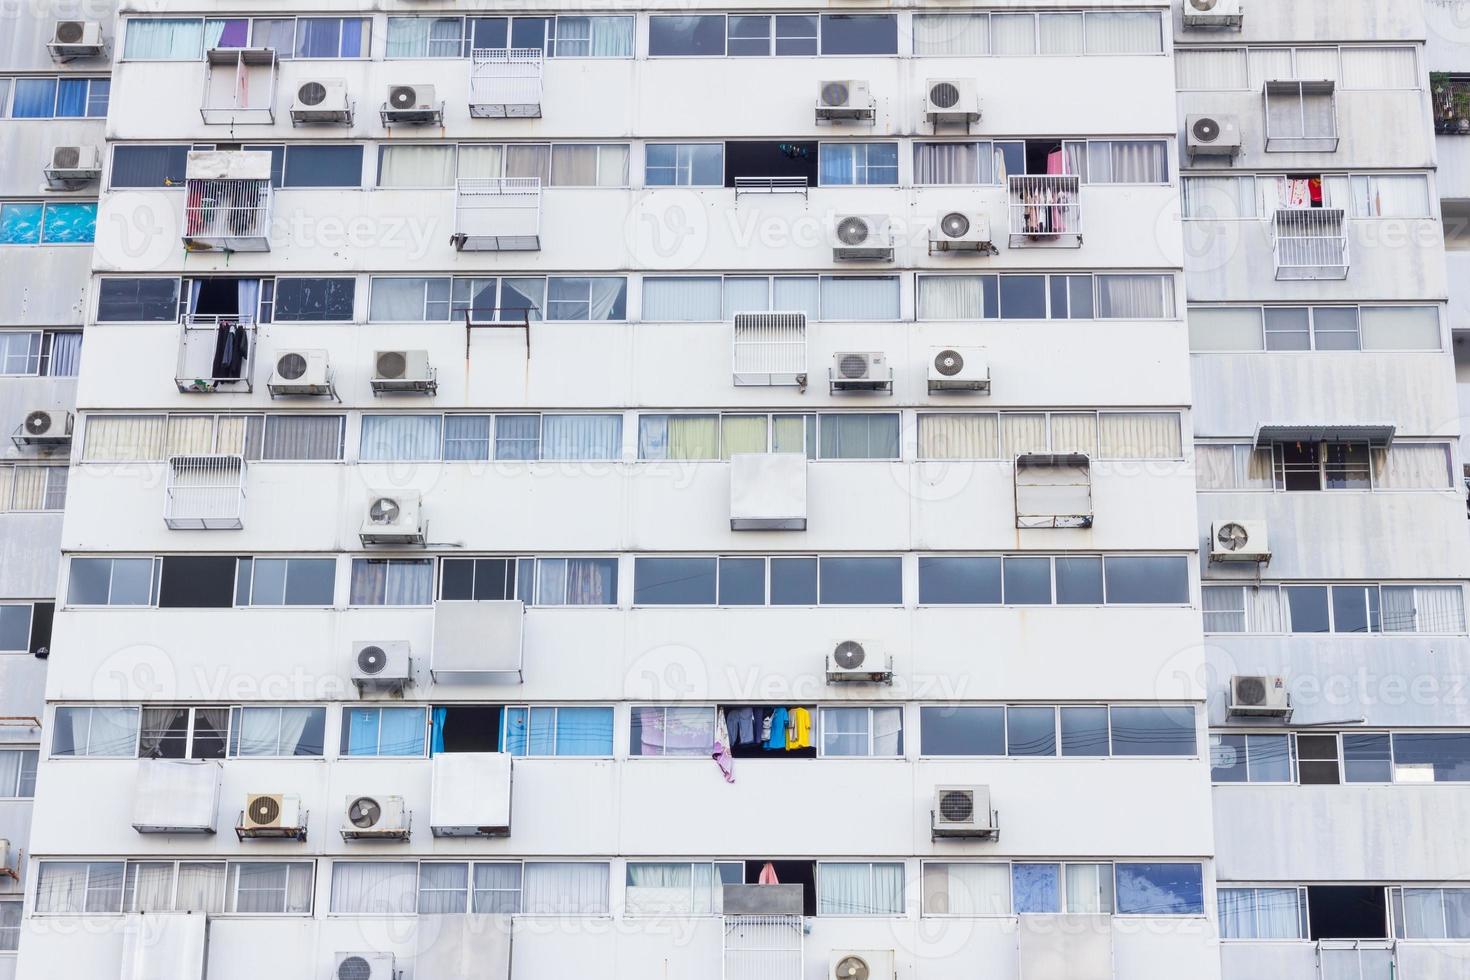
left=929, top=211, right=997, bottom=255
left=360, top=491, right=426, bottom=546
left=815, top=79, right=875, bottom=122
left=1210, top=519, right=1269, bottom=563
left=825, top=639, right=893, bottom=684
left=931, top=785, right=999, bottom=840
left=382, top=83, right=442, bottom=124
left=334, top=952, right=395, bottom=980
left=832, top=215, right=894, bottom=262
left=341, top=794, right=410, bottom=841
left=237, top=792, right=306, bottom=840
left=267, top=349, right=333, bottom=397
left=1229, top=674, right=1291, bottom=719
left=351, top=640, right=412, bottom=692
left=829, top=352, right=892, bottom=393
left=370, top=349, right=436, bottom=395
left=1186, top=114, right=1243, bottom=158
left=290, top=79, right=352, bottom=125
left=924, top=78, right=980, bottom=125
left=928, top=346, right=990, bottom=393
left=45, top=144, right=102, bottom=186
left=1183, top=0, right=1244, bottom=29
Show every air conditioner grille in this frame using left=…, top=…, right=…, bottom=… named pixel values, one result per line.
left=833, top=640, right=866, bottom=669
left=389, top=86, right=418, bottom=109
left=368, top=497, right=401, bottom=525
left=1190, top=0, right=1219, bottom=10
left=938, top=790, right=974, bottom=822
left=933, top=349, right=965, bottom=376
left=821, top=81, right=849, bottom=107
left=248, top=795, right=280, bottom=825
left=836, top=217, right=870, bottom=246
left=376, top=351, right=407, bottom=379
left=357, top=645, right=387, bottom=674
left=837, top=355, right=870, bottom=380
left=53, top=146, right=81, bottom=169
left=337, top=957, right=374, bottom=980
left=1217, top=522, right=1249, bottom=551
left=1235, top=676, right=1267, bottom=706
left=1192, top=117, right=1221, bottom=142
left=347, top=797, right=381, bottom=829
left=834, top=955, right=870, bottom=980
left=24, top=410, right=53, bottom=435
left=939, top=212, right=970, bottom=238
left=929, top=81, right=960, bottom=109
left=56, top=21, right=85, bottom=43
left=275, top=353, right=307, bottom=381
left=298, top=81, right=327, bottom=106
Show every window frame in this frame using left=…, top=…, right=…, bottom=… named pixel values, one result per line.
left=339, top=705, right=431, bottom=759
left=226, top=704, right=328, bottom=759
left=916, top=554, right=1190, bottom=607
left=0, top=200, right=99, bottom=246
left=234, top=556, right=337, bottom=608
left=917, top=703, right=1197, bottom=759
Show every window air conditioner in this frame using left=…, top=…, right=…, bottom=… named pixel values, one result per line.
left=360, top=491, right=426, bottom=546
left=1210, top=520, right=1270, bottom=563
left=829, top=352, right=893, bottom=393
left=929, top=211, right=997, bottom=255
left=928, top=346, right=990, bottom=393
left=48, top=20, right=105, bottom=59
left=815, top=80, right=875, bottom=122
left=931, top=785, right=999, bottom=840
left=237, top=793, right=306, bottom=840
left=351, top=640, right=412, bottom=693
left=16, top=409, right=73, bottom=448
left=924, top=78, right=979, bottom=125
left=267, top=350, right=333, bottom=397
left=290, top=79, right=352, bottom=125
left=1183, top=0, right=1244, bottom=29
left=370, top=349, right=437, bottom=395
left=341, top=794, right=410, bottom=841
left=1229, top=674, right=1292, bottom=719
left=832, top=215, right=894, bottom=262
left=825, top=639, right=893, bottom=684
left=44, top=144, right=102, bottom=186
left=334, top=953, right=395, bottom=980
left=831, top=951, right=896, bottom=980
left=1186, top=115, right=1243, bottom=158
left=382, top=83, right=442, bottom=124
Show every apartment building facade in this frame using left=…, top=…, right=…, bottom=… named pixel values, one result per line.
left=0, top=0, right=114, bottom=974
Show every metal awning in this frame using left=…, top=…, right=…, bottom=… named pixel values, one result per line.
left=1253, top=424, right=1395, bottom=448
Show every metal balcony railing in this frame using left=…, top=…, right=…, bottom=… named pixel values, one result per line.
left=1008, top=175, right=1082, bottom=247
left=175, top=318, right=254, bottom=393
left=200, top=47, right=278, bottom=125
left=1316, top=939, right=1394, bottom=980
left=732, top=312, right=807, bottom=387
left=182, top=179, right=272, bottom=252
left=723, top=915, right=802, bottom=980
left=469, top=47, right=543, bottom=118
left=1273, top=207, right=1349, bottom=281
left=451, top=177, right=541, bottom=251
left=165, top=454, right=247, bottom=530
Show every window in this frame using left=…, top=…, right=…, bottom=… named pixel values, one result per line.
left=1296, top=734, right=1341, bottom=785
left=921, top=863, right=1011, bottom=915
left=341, top=707, right=428, bottom=757
left=34, top=862, right=126, bottom=913
left=819, top=15, right=897, bottom=55
left=1394, top=887, right=1470, bottom=939
left=96, top=278, right=182, bottom=321
left=264, top=277, right=355, bottom=321
left=0, top=749, right=36, bottom=797
left=632, top=555, right=899, bottom=606
left=121, top=860, right=313, bottom=914
left=1202, top=584, right=1466, bottom=635
left=550, top=144, right=630, bottom=187
left=1210, top=733, right=1293, bottom=783
left=1200, top=442, right=1454, bottom=492
left=0, top=465, right=68, bottom=512
left=344, top=861, right=606, bottom=915
left=0, top=202, right=96, bottom=244
left=629, top=706, right=715, bottom=756
left=818, top=557, right=902, bottom=604
left=349, top=559, right=433, bottom=606
left=440, top=557, right=527, bottom=601
left=502, top=706, right=614, bottom=756
left=1082, top=140, right=1168, bottom=183
left=123, top=18, right=206, bottom=59
left=331, top=862, right=418, bottom=914
left=278, top=145, right=363, bottom=187
left=819, top=706, right=903, bottom=757
left=67, top=557, right=159, bottom=606
left=360, top=415, right=443, bottom=462
left=235, top=558, right=335, bottom=606
left=262, top=416, right=345, bottom=460
left=625, top=862, right=742, bottom=915
left=914, top=142, right=994, bottom=186
left=918, top=411, right=1181, bottom=460
left=1115, top=864, right=1204, bottom=915
left=916, top=274, right=1174, bottom=320
left=817, top=863, right=904, bottom=915
left=1220, top=887, right=1308, bottom=939
left=0, top=900, right=18, bottom=950
left=817, top=413, right=900, bottom=459
left=0, top=330, right=79, bottom=377
left=642, top=276, right=898, bottom=322
left=7, top=77, right=108, bottom=118
left=645, top=143, right=724, bottom=186
left=913, top=11, right=1162, bottom=56
left=1390, top=732, right=1470, bottom=782
left=138, top=706, right=228, bottom=760
left=920, top=705, right=1194, bottom=757
left=51, top=707, right=140, bottom=757
left=368, top=277, right=450, bottom=321
left=531, top=557, right=618, bottom=606
left=290, top=17, right=370, bottom=58
left=819, top=143, right=898, bottom=186
left=0, top=603, right=34, bottom=654
left=545, top=277, right=627, bottom=321
left=917, top=555, right=1188, bottom=605
left=378, top=144, right=628, bottom=188
left=228, top=706, right=326, bottom=757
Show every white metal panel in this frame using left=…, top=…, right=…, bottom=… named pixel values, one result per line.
left=430, top=753, right=512, bottom=836
left=131, top=760, right=221, bottom=834
left=120, top=912, right=208, bottom=980
left=415, top=913, right=513, bottom=980
left=730, top=453, right=808, bottom=531
left=431, top=600, right=524, bottom=682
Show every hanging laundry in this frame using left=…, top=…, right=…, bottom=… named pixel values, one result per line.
left=786, top=707, right=812, bottom=750
left=1308, top=176, right=1324, bottom=207
left=712, top=708, right=735, bottom=784
left=727, top=706, right=758, bottom=748
left=763, top=706, right=789, bottom=750
left=758, top=862, right=780, bottom=885
left=759, top=708, right=774, bottom=743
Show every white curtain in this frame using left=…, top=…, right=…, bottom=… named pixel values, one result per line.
left=379, top=146, right=455, bottom=188
left=589, top=17, right=635, bottom=57
left=330, top=862, right=418, bottom=914
left=1084, top=12, right=1161, bottom=54
left=360, top=415, right=442, bottom=461
left=1218, top=888, right=1255, bottom=938
left=872, top=706, right=903, bottom=756
left=1294, top=47, right=1341, bottom=81
left=1047, top=413, right=1096, bottom=455
left=642, top=278, right=721, bottom=321
left=385, top=17, right=433, bottom=58
left=1249, top=48, right=1298, bottom=88
left=48, top=332, right=83, bottom=376
left=1176, top=48, right=1248, bottom=90
left=1373, top=444, right=1452, bottom=489
left=626, top=863, right=715, bottom=915
left=1382, top=585, right=1466, bottom=634
left=922, top=863, right=1009, bottom=915
left=369, top=278, right=441, bottom=321
left=915, top=142, right=992, bottom=185
left=1096, top=275, right=1172, bottom=319
left=1202, top=586, right=1247, bottom=633
left=125, top=862, right=175, bottom=911
left=723, top=277, right=770, bottom=318
left=522, top=862, right=609, bottom=914
left=1098, top=413, right=1182, bottom=459
left=773, top=277, right=820, bottom=319
left=1360, top=306, right=1442, bottom=351
left=918, top=414, right=998, bottom=460
left=1038, top=14, right=1083, bottom=55
left=350, top=559, right=433, bottom=605
left=1222, top=887, right=1302, bottom=938
left=1246, top=586, right=1287, bottom=633
left=124, top=18, right=203, bottom=59
left=1188, top=306, right=1263, bottom=350
left=911, top=14, right=987, bottom=56
left=1341, top=46, right=1418, bottom=89
left=1065, top=864, right=1114, bottom=914
left=550, top=145, right=628, bottom=187
left=262, top=416, right=343, bottom=460
left=990, top=14, right=1036, bottom=55
left=232, top=862, right=312, bottom=913
left=82, top=415, right=166, bottom=461
left=1001, top=414, right=1048, bottom=456
left=917, top=276, right=987, bottom=319
left=37, top=863, right=112, bottom=913
left=506, top=145, right=551, bottom=182
left=820, top=277, right=899, bottom=320
left=541, top=415, right=621, bottom=460
left=1351, top=175, right=1430, bottom=218
left=1183, top=176, right=1257, bottom=220
left=0, top=749, right=34, bottom=797
left=473, top=863, right=523, bottom=913
left=818, top=863, right=903, bottom=915
left=1401, top=889, right=1445, bottom=939
left=417, top=863, right=469, bottom=914
left=1195, top=446, right=1236, bottom=489
left=1093, top=140, right=1167, bottom=184
left=176, top=862, right=227, bottom=913
left=457, top=145, right=505, bottom=180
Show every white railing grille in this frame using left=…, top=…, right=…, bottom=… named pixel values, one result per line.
left=1317, top=940, right=1394, bottom=980
left=723, top=915, right=802, bottom=980
left=732, top=312, right=807, bottom=387
left=183, top=179, right=272, bottom=251
left=470, top=47, right=543, bottom=118
left=1009, top=175, right=1081, bottom=246
left=453, top=177, right=541, bottom=251
left=175, top=319, right=254, bottom=392
left=165, top=454, right=246, bottom=530
left=1273, top=208, right=1349, bottom=280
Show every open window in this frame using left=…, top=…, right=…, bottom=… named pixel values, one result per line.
left=740, top=860, right=817, bottom=916
left=1255, top=425, right=1394, bottom=489
left=1308, top=886, right=1388, bottom=940
left=430, top=704, right=504, bottom=753
left=726, top=141, right=817, bottom=194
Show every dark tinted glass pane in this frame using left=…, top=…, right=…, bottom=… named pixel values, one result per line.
left=1210, top=733, right=1247, bottom=781
left=1392, top=732, right=1470, bottom=782
left=633, top=557, right=716, bottom=605
left=718, top=558, right=765, bottom=605
left=1109, top=706, right=1196, bottom=756
left=1285, top=586, right=1331, bottom=633
left=1296, top=734, right=1340, bottom=785
left=769, top=558, right=817, bottom=605
left=998, top=275, right=1047, bottom=319
left=1068, top=276, right=1094, bottom=318
left=820, top=14, right=897, bottom=54
left=1007, top=706, right=1056, bottom=756
left=110, top=145, right=189, bottom=188
left=510, top=17, right=548, bottom=50
left=440, top=559, right=474, bottom=600
left=1055, top=557, right=1103, bottom=604
left=723, top=140, right=818, bottom=188
left=1342, top=733, right=1392, bottom=782
left=283, top=145, right=363, bottom=187
left=1003, top=556, right=1052, bottom=604
left=1104, top=556, right=1189, bottom=604
left=473, top=559, right=515, bottom=600
left=1061, top=706, right=1110, bottom=757
left=1331, top=586, right=1374, bottom=634
left=272, top=278, right=354, bottom=321
left=97, top=279, right=180, bottom=322
left=918, top=557, right=1001, bottom=604
left=982, top=275, right=999, bottom=319
left=469, top=18, right=508, bottom=50
left=774, top=15, right=817, bottom=55
left=649, top=15, right=725, bottom=55
left=283, top=559, right=336, bottom=605
left=819, top=557, right=901, bottom=605
left=920, top=706, right=1004, bottom=755
left=158, top=556, right=238, bottom=609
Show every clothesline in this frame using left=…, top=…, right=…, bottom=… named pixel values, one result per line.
left=713, top=705, right=814, bottom=783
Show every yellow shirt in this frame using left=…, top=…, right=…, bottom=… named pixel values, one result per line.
left=786, top=707, right=812, bottom=750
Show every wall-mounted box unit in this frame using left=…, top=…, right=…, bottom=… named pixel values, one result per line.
left=351, top=640, right=412, bottom=693
left=236, top=792, right=306, bottom=841
left=290, top=79, right=352, bottom=125
left=415, top=912, right=513, bottom=980
left=928, top=347, right=990, bottom=393
left=121, top=912, right=207, bottom=980
left=360, top=491, right=425, bottom=546
left=931, top=785, right=999, bottom=840
left=1210, top=520, right=1270, bottom=563
left=1229, top=674, right=1292, bottom=719
left=430, top=753, right=512, bottom=837
left=731, top=453, right=807, bottom=531
left=131, top=760, right=221, bottom=834
left=826, top=640, right=893, bottom=684
left=1183, top=0, right=1243, bottom=29
left=341, top=794, right=410, bottom=841
left=432, top=600, right=524, bottom=683
left=815, top=80, right=875, bottom=122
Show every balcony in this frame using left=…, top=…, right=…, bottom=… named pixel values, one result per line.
left=1264, top=80, right=1339, bottom=152
left=1317, top=940, right=1394, bottom=980
left=1014, top=453, right=1092, bottom=529
left=1008, top=175, right=1081, bottom=248
left=732, top=312, right=806, bottom=387
left=451, top=177, right=541, bottom=251
left=723, top=913, right=802, bottom=980
left=200, top=47, right=277, bottom=125
left=164, top=454, right=246, bottom=530
left=1272, top=208, right=1349, bottom=281
left=182, top=150, right=274, bottom=252
left=469, top=48, right=543, bottom=118
left=1431, top=74, right=1470, bottom=135
left=174, top=318, right=254, bottom=392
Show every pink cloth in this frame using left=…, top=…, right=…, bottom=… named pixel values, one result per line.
left=712, top=709, right=735, bottom=784
left=758, top=863, right=780, bottom=885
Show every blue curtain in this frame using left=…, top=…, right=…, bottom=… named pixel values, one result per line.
left=819, top=144, right=857, bottom=186
left=345, top=708, right=380, bottom=756
left=379, top=708, right=427, bottom=756
left=1013, top=863, right=1060, bottom=913
left=11, top=78, right=56, bottom=118
left=556, top=707, right=614, bottom=756
left=430, top=706, right=447, bottom=754
left=55, top=79, right=88, bottom=118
